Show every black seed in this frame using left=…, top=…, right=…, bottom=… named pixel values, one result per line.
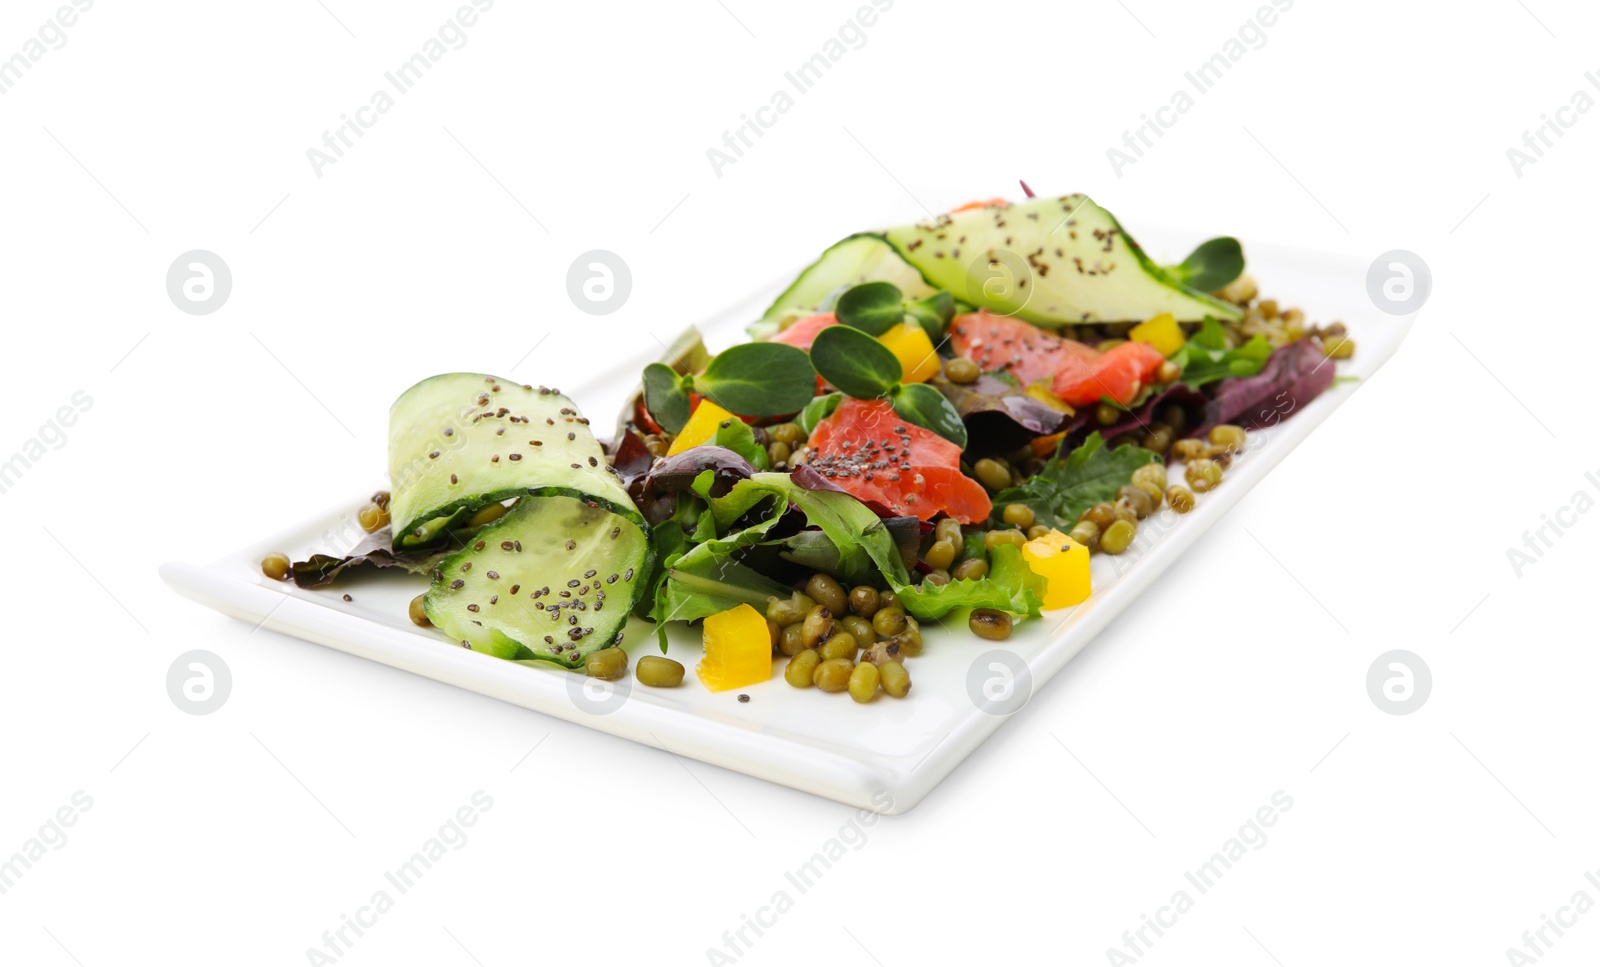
left=607, top=574, right=618, bottom=584
left=475, top=540, right=486, bottom=551
left=501, top=541, right=515, bottom=551
left=609, top=527, right=620, bottom=540
left=584, top=569, right=597, bottom=578
left=510, top=584, right=521, bottom=594
left=461, top=562, right=471, bottom=572
left=565, top=539, right=577, bottom=551
left=466, top=604, right=479, bottom=613
left=443, top=427, right=454, bottom=436
left=624, top=567, right=634, bottom=581
left=738, top=694, right=750, bottom=703
left=510, top=453, right=522, bottom=461
left=342, top=594, right=352, bottom=602
left=588, top=456, right=598, bottom=467
left=429, top=451, right=440, bottom=459
left=450, top=579, right=464, bottom=589
left=490, top=595, right=498, bottom=604
left=567, top=579, right=580, bottom=588
left=486, top=570, right=499, bottom=580
left=450, top=473, right=458, bottom=484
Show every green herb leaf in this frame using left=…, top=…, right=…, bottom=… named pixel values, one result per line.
left=904, top=291, right=956, bottom=342
left=1172, top=318, right=1271, bottom=388
left=1167, top=237, right=1245, bottom=293
left=642, top=362, right=691, bottom=433
left=712, top=419, right=771, bottom=471
left=695, top=342, right=818, bottom=417
left=835, top=281, right=908, bottom=336
left=799, top=392, right=843, bottom=435
left=809, top=325, right=903, bottom=399
left=889, top=382, right=968, bottom=449
left=994, top=431, right=1157, bottom=527
left=645, top=486, right=791, bottom=644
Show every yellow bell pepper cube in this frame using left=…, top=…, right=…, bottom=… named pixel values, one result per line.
left=1022, top=529, right=1091, bottom=610
left=1025, top=380, right=1074, bottom=414
left=697, top=603, right=774, bottom=692
left=877, top=323, right=941, bottom=384
left=1129, top=312, right=1184, bottom=358
left=667, top=399, right=737, bottom=456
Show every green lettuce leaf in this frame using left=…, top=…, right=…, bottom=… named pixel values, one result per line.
left=895, top=544, right=1045, bottom=620
left=993, top=432, right=1157, bottom=529
left=711, top=420, right=771, bottom=470
left=1172, top=317, right=1271, bottom=388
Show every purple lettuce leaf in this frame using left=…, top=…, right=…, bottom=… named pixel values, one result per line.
left=1206, top=339, right=1337, bottom=430
left=931, top=374, right=1075, bottom=455
left=290, top=527, right=443, bottom=589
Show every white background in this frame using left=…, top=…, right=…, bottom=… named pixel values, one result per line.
left=2, top=0, right=1597, bottom=964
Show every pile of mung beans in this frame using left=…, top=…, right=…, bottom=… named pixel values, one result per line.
left=1221, top=274, right=1356, bottom=358
left=770, top=573, right=915, bottom=703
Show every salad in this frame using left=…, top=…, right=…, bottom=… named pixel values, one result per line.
left=265, top=188, right=1352, bottom=705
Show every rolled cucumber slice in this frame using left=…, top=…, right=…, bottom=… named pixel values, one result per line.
left=424, top=495, right=650, bottom=667
left=388, top=373, right=640, bottom=549
left=881, top=194, right=1241, bottom=326
left=751, top=233, right=937, bottom=338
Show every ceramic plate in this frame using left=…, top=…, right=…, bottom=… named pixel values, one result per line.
left=162, top=233, right=1411, bottom=814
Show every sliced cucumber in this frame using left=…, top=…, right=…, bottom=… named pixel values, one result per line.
left=751, top=233, right=936, bottom=338
left=880, top=195, right=1241, bottom=326
left=388, top=373, right=639, bottom=549
left=423, top=495, right=651, bottom=667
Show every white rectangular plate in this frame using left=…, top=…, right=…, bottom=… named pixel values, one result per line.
left=162, top=233, right=1412, bottom=814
